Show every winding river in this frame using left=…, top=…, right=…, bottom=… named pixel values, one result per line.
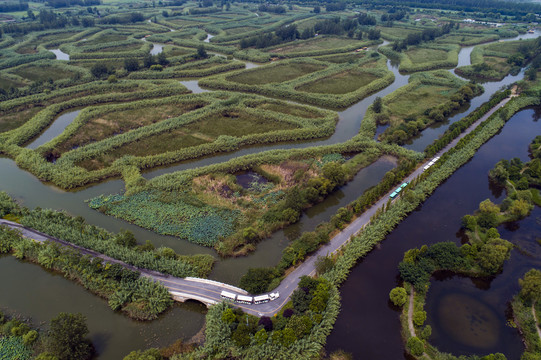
left=2, top=31, right=539, bottom=358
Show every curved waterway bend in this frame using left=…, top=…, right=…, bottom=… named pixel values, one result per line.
left=326, top=107, right=541, bottom=359
left=49, top=48, right=70, bottom=60
left=26, top=110, right=80, bottom=149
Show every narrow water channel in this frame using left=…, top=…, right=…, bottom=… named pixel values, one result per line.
left=26, top=110, right=81, bottom=149
left=325, top=107, right=541, bottom=359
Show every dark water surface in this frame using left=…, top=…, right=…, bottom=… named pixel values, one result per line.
left=326, top=108, right=541, bottom=359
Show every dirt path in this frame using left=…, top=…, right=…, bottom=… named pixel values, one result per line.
left=532, top=303, right=541, bottom=342
left=408, top=289, right=416, bottom=336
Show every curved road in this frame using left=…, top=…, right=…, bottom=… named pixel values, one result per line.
left=0, top=93, right=512, bottom=317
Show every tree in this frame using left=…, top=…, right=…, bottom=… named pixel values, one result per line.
left=115, top=230, right=137, bottom=247
left=461, top=214, right=477, bottom=231
left=478, top=239, right=511, bottom=274
left=313, top=6, right=320, bottom=13
left=258, top=316, right=273, bottom=331
left=420, top=325, right=432, bottom=340
left=315, top=255, right=334, bottom=275
left=90, top=63, right=109, bottom=78
left=407, top=336, right=424, bottom=356
left=519, top=269, right=541, bottom=302
left=123, top=348, right=162, bottom=360
left=389, top=287, right=407, bottom=307
left=124, top=58, right=139, bottom=72
left=157, top=52, right=169, bottom=66
left=143, top=54, right=154, bottom=68
left=373, top=96, right=382, bottom=113
left=412, top=310, right=427, bottom=326
left=508, top=199, right=531, bottom=218
left=196, top=45, right=208, bottom=59
left=46, top=313, right=93, bottom=360
left=479, top=199, right=499, bottom=213
left=322, top=162, right=346, bottom=187
left=221, top=308, right=236, bottom=323
left=239, top=267, right=276, bottom=294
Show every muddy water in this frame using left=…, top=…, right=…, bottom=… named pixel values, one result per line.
left=325, top=107, right=541, bottom=359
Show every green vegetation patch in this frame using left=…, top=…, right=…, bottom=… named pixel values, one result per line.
left=53, top=100, right=209, bottom=156
left=90, top=190, right=240, bottom=246
left=405, top=47, right=448, bottom=64
left=456, top=38, right=541, bottom=81
left=224, top=26, right=259, bottom=35
left=296, top=70, right=378, bottom=94
left=314, top=52, right=367, bottom=64
left=86, top=42, right=142, bottom=53
left=269, top=36, right=361, bottom=54
left=202, top=56, right=393, bottom=109
left=10, top=64, right=76, bottom=82
left=226, top=62, right=326, bottom=85
left=378, top=26, right=421, bottom=41
left=0, top=75, right=25, bottom=90
left=76, top=33, right=128, bottom=47
left=253, top=101, right=323, bottom=118
left=367, top=71, right=482, bottom=144
left=0, top=106, right=44, bottom=133
left=76, top=108, right=299, bottom=170
left=0, top=336, right=32, bottom=360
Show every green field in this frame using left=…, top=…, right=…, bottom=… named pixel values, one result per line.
left=77, top=109, right=298, bottom=170
left=296, top=71, right=378, bottom=94
left=405, top=47, right=448, bottom=64
left=378, top=26, right=421, bottom=40
left=227, top=62, right=326, bottom=84
left=86, top=43, right=142, bottom=53
left=386, top=84, right=454, bottom=121
left=0, top=106, right=43, bottom=133
left=315, top=52, right=367, bottom=64
left=77, top=33, right=128, bottom=46
left=254, top=102, right=323, bottom=118
left=224, top=26, right=259, bottom=35
left=270, top=36, right=361, bottom=54
left=0, top=76, right=25, bottom=90
left=10, top=65, right=75, bottom=82
left=54, top=101, right=209, bottom=155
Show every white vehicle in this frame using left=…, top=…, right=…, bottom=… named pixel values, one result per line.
left=236, top=295, right=253, bottom=304
left=269, top=292, right=280, bottom=301
left=254, top=295, right=270, bottom=304
left=220, top=290, right=236, bottom=302
left=423, top=164, right=431, bottom=171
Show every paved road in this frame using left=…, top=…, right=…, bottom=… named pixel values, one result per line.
left=0, top=94, right=511, bottom=317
